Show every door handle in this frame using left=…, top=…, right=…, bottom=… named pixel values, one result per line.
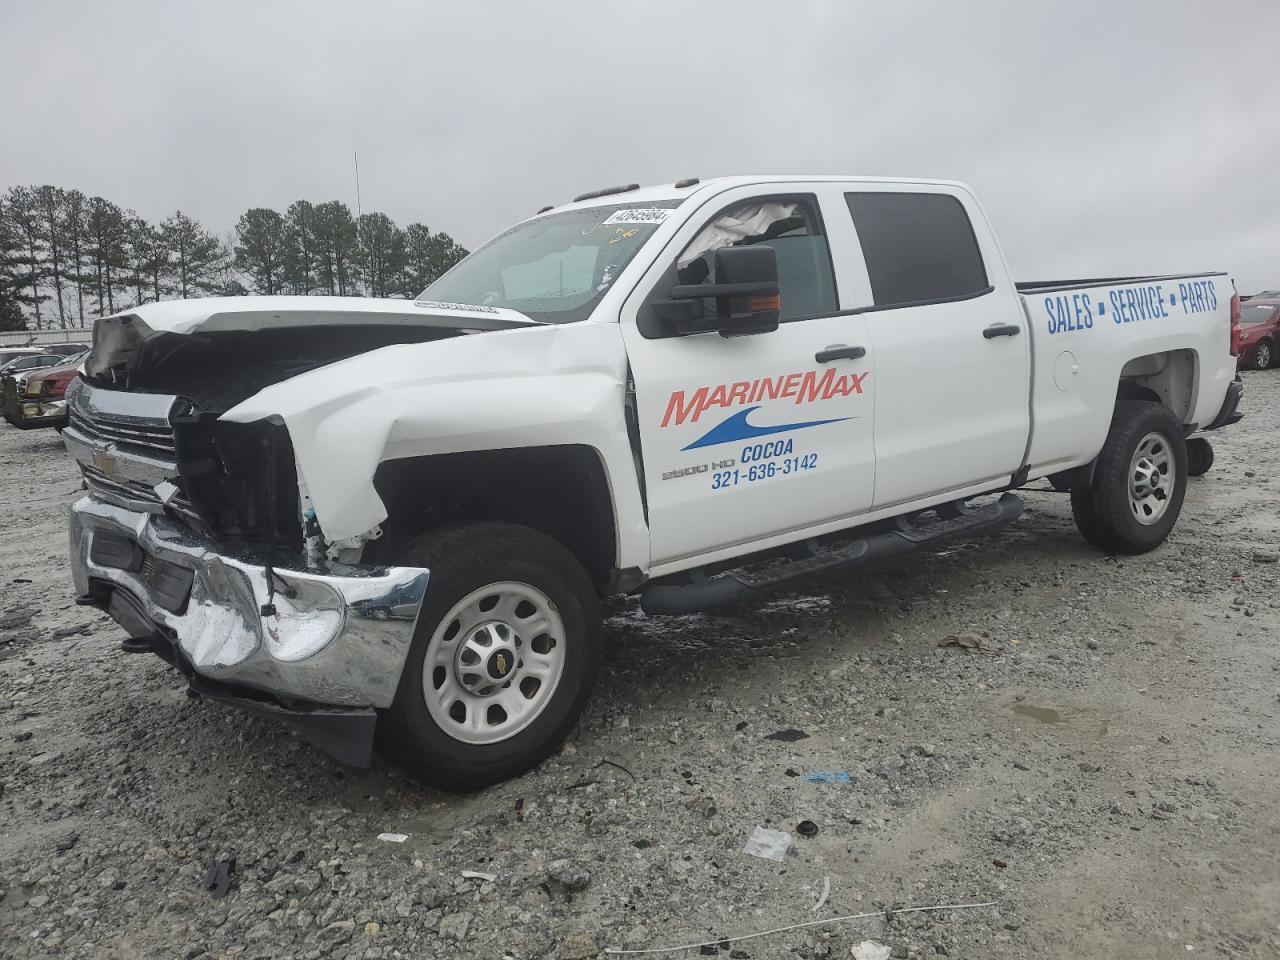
left=983, top=323, right=1021, bottom=339
left=815, top=344, right=867, bottom=363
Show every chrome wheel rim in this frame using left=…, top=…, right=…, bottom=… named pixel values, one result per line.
left=1128, top=431, right=1175, bottom=526
left=1258, top=342, right=1271, bottom=368
left=422, top=581, right=566, bottom=745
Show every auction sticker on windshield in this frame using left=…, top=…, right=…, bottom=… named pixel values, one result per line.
left=603, top=208, right=673, bottom=226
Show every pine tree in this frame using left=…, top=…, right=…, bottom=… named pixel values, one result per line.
left=124, top=216, right=164, bottom=305
left=62, top=189, right=90, bottom=325
left=401, top=223, right=468, bottom=297
left=35, top=185, right=69, bottom=327
left=86, top=197, right=129, bottom=315
left=356, top=212, right=405, bottom=298
left=160, top=211, right=224, bottom=298
left=3, top=186, right=48, bottom=326
left=234, top=208, right=288, bottom=294
left=283, top=200, right=320, bottom=295
left=0, top=198, right=30, bottom=331
left=313, top=201, right=359, bottom=296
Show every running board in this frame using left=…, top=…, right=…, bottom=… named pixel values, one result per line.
left=640, top=493, right=1024, bottom=616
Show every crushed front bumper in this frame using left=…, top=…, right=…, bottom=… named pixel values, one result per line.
left=70, top=497, right=429, bottom=764
left=6, top=397, right=68, bottom=429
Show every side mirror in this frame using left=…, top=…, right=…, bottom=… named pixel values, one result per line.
left=654, top=245, right=780, bottom=337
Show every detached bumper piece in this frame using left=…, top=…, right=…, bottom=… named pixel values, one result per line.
left=1202, top=377, right=1244, bottom=432
left=70, top=497, right=430, bottom=766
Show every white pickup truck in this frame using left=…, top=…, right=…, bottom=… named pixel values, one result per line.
left=63, top=176, right=1244, bottom=789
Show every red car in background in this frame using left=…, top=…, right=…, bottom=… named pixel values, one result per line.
left=1238, top=299, right=1280, bottom=370
left=1, top=350, right=88, bottom=430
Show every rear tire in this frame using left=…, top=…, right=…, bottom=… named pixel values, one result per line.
left=381, top=522, right=601, bottom=791
left=1253, top=339, right=1274, bottom=370
left=1070, top=401, right=1187, bottom=554
left=1186, top=438, right=1214, bottom=477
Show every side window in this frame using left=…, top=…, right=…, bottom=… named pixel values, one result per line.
left=845, top=192, right=989, bottom=307
left=675, top=196, right=838, bottom=321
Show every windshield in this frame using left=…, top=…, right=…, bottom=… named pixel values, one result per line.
left=1242, top=304, right=1276, bottom=325
left=418, top=200, right=683, bottom=323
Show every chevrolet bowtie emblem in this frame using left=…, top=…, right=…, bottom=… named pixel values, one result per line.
left=92, top=448, right=120, bottom=479
left=496, top=653, right=508, bottom=674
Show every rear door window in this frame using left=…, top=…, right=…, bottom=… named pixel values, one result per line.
left=845, top=192, right=989, bottom=308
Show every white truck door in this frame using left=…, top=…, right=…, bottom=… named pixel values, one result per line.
left=621, top=186, right=876, bottom=568
left=841, top=187, right=1031, bottom=509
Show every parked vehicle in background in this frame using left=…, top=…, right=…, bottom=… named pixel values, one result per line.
left=41, top=342, right=93, bottom=357
left=1236, top=299, right=1280, bottom=369
left=60, top=175, right=1244, bottom=789
left=0, top=351, right=62, bottom=377
left=1242, top=289, right=1280, bottom=301
left=2, top=350, right=89, bottom=430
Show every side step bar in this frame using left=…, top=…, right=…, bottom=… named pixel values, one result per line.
left=640, top=492, right=1024, bottom=616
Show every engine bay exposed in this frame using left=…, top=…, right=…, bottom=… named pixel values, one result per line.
left=78, top=319, right=471, bottom=552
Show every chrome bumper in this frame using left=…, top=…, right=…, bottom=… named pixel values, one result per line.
left=70, top=497, right=429, bottom=709
left=8, top=397, right=67, bottom=427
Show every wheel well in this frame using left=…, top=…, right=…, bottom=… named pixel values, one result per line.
left=1116, top=348, right=1197, bottom=423
left=368, top=446, right=618, bottom=592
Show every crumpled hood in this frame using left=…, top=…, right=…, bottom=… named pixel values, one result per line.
left=97, top=295, right=537, bottom=336
left=85, top=296, right=538, bottom=381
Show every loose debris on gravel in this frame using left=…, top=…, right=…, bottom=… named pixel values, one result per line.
left=2, top=373, right=1279, bottom=959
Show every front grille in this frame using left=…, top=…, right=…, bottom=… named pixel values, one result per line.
left=80, top=462, right=201, bottom=525
left=68, top=408, right=177, bottom=456
left=67, top=382, right=300, bottom=549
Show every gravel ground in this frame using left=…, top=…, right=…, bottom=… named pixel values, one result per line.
left=2, top=374, right=1278, bottom=960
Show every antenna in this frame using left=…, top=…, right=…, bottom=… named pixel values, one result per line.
left=353, top=152, right=363, bottom=218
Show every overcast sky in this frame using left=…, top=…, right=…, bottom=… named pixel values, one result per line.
left=3, top=0, right=1277, bottom=291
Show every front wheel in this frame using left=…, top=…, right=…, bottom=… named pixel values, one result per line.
left=1253, top=339, right=1274, bottom=370
left=381, top=522, right=602, bottom=791
left=1071, top=401, right=1187, bottom=554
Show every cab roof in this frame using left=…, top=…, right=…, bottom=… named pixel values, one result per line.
left=551, top=174, right=973, bottom=214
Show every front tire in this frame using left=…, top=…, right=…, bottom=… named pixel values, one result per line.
left=381, top=522, right=601, bottom=791
left=1070, top=401, right=1187, bottom=554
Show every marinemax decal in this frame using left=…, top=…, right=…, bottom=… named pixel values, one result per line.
left=660, top=368, right=869, bottom=427
left=683, top=407, right=849, bottom=450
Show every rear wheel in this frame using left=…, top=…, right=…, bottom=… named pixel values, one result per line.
left=1253, top=339, right=1274, bottom=370
left=381, top=522, right=601, bottom=791
left=1070, top=401, right=1187, bottom=554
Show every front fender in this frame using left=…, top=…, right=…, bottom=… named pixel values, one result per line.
left=220, top=323, right=647, bottom=567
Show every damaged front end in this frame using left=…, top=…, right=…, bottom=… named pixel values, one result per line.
left=62, top=305, right=471, bottom=763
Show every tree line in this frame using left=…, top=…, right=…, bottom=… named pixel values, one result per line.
left=0, top=185, right=469, bottom=332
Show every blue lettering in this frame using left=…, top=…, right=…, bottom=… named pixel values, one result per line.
left=1178, top=283, right=1191, bottom=313
left=1073, top=293, right=1093, bottom=329
left=1110, top=290, right=1124, bottom=323
left=741, top=439, right=794, bottom=462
